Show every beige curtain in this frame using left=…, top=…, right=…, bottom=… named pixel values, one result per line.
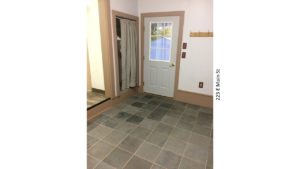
left=120, top=19, right=137, bottom=90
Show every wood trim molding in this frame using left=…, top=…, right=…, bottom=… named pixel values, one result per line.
left=175, top=90, right=213, bottom=108
left=98, top=0, right=115, bottom=98
left=190, top=31, right=213, bottom=37
left=87, top=49, right=92, bottom=92
left=112, top=10, right=140, bottom=97
left=141, top=11, right=185, bottom=96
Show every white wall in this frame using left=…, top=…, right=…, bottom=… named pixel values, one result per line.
left=138, top=0, right=213, bottom=96
left=110, top=0, right=139, bottom=94
left=110, top=0, right=138, bottom=16
left=87, top=0, right=105, bottom=90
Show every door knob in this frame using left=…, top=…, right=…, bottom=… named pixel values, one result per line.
left=169, top=63, right=175, bottom=67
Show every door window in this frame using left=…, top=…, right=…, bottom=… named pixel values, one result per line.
left=149, top=22, right=173, bottom=62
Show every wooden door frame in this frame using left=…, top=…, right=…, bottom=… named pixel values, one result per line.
left=97, top=0, right=115, bottom=98
left=141, top=11, right=185, bottom=98
left=112, top=10, right=140, bottom=97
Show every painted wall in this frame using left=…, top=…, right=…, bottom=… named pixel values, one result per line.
left=138, top=0, right=213, bottom=96
left=87, top=0, right=105, bottom=90
left=110, top=0, right=139, bottom=94
left=110, top=0, right=138, bottom=16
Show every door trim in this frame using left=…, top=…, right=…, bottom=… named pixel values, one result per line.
left=112, top=10, right=140, bottom=97
left=141, top=11, right=185, bottom=98
left=97, top=0, right=115, bottom=98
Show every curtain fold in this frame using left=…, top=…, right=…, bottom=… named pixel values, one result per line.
left=120, top=19, right=137, bottom=90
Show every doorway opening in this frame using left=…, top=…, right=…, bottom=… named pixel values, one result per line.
left=112, top=11, right=139, bottom=97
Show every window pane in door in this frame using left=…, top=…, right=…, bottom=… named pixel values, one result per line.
left=149, top=22, right=173, bottom=62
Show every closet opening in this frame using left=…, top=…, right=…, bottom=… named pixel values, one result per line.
left=112, top=10, right=139, bottom=97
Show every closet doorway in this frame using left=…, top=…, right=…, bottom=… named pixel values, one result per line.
left=112, top=11, right=139, bottom=97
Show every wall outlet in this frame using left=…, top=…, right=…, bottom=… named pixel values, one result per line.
left=199, top=82, right=203, bottom=88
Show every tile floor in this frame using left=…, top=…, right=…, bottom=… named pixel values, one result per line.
left=87, top=91, right=109, bottom=109
left=87, top=93, right=213, bottom=169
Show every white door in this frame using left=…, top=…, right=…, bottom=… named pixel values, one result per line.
left=143, top=16, right=180, bottom=97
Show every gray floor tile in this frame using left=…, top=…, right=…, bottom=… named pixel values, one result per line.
left=136, top=142, right=161, bottom=162
left=141, top=104, right=158, bottom=112
left=134, top=110, right=151, bottom=118
left=183, top=110, right=199, bottom=117
left=87, top=122, right=98, bottom=132
left=188, top=132, right=211, bottom=146
left=114, top=111, right=132, bottom=120
left=122, top=105, right=140, bottom=114
left=165, top=110, right=182, bottom=118
left=147, top=108, right=168, bottom=121
left=95, top=114, right=111, bottom=125
left=155, top=150, right=181, bottom=169
left=95, top=161, right=116, bottom=169
left=197, top=112, right=213, bottom=120
left=207, top=148, right=213, bottom=169
left=131, top=102, right=145, bottom=108
left=119, top=135, right=143, bottom=153
left=87, top=155, right=99, bottom=169
left=123, top=156, right=152, bottom=169
left=87, top=94, right=212, bottom=169
left=160, top=98, right=174, bottom=104
left=169, top=127, right=191, bottom=142
left=192, top=125, right=212, bottom=137
left=195, top=119, right=212, bottom=129
left=151, top=165, right=166, bottom=169
left=153, top=123, right=173, bottom=135
left=184, top=143, right=208, bottom=163
left=88, top=141, right=115, bottom=161
left=88, top=125, right=113, bottom=139
left=198, top=107, right=213, bottom=114
left=164, top=137, right=187, bottom=155
left=176, top=120, right=194, bottom=130
left=139, top=118, right=159, bottom=130
left=87, top=134, right=98, bottom=149
left=102, top=118, right=121, bottom=128
left=144, top=94, right=153, bottom=99
left=148, top=100, right=161, bottom=106
left=178, top=157, right=205, bottom=169
left=130, top=126, right=151, bottom=139
left=126, top=115, right=144, bottom=124
left=159, top=102, right=172, bottom=109
left=104, top=148, right=133, bottom=169
left=115, top=122, right=138, bottom=134
left=146, top=131, right=168, bottom=147
left=103, top=130, right=128, bottom=146
left=180, top=114, right=196, bottom=123
left=186, top=104, right=200, bottom=111
left=160, top=115, right=179, bottom=126
left=103, top=108, right=121, bottom=117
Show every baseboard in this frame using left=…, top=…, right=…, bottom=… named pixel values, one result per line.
left=175, top=90, right=213, bottom=108
left=87, top=99, right=112, bottom=122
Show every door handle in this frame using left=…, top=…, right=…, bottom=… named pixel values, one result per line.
left=169, top=63, right=175, bottom=67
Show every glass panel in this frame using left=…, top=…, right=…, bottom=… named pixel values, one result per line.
left=149, top=22, right=173, bottom=62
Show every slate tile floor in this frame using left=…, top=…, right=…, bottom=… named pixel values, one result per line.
left=87, top=93, right=213, bottom=169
